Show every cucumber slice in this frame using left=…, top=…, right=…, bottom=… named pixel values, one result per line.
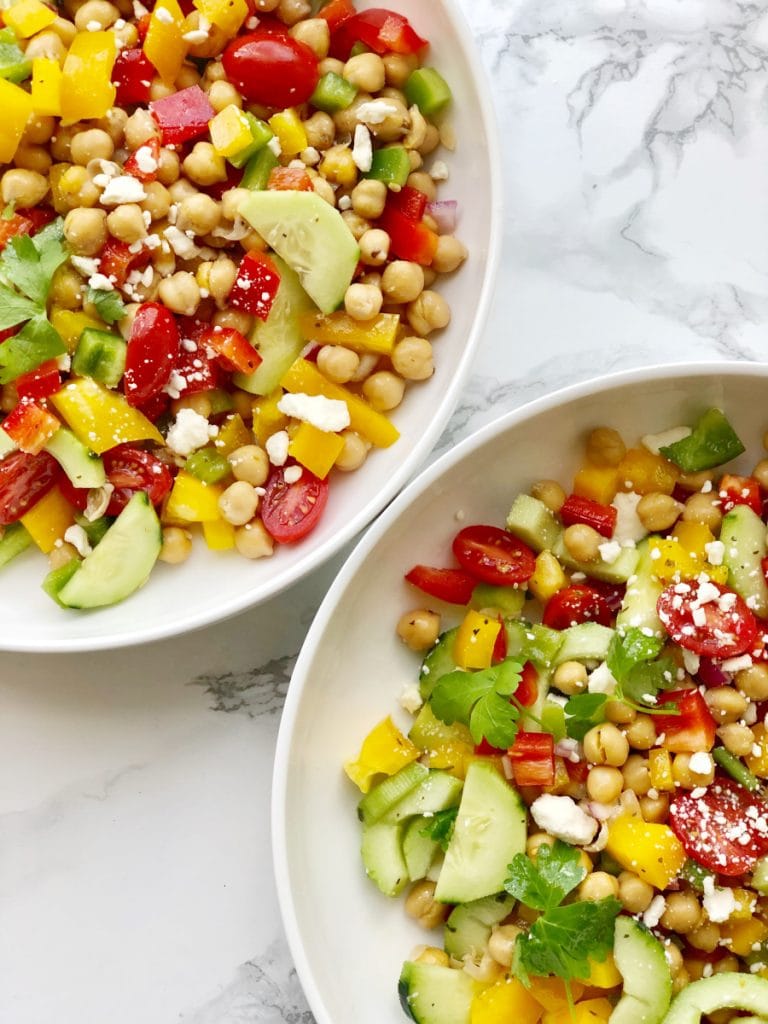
left=72, top=327, right=127, bottom=388
left=443, top=893, right=514, bottom=960
left=616, top=538, right=664, bottom=636
left=238, top=191, right=359, bottom=314
left=662, top=975, right=768, bottom=1024
left=233, top=255, right=315, bottom=396
left=0, top=521, right=32, bottom=568
left=398, top=961, right=476, bottom=1024
left=553, top=532, right=640, bottom=583
left=45, top=428, right=106, bottom=489
left=361, top=821, right=408, bottom=896
left=55, top=491, right=161, bottom=609
left=381, top=770, right=463, bottom=824
left=419, top=628, right=458, bottom=699
left=720, top=504, right=768, bottom=618
left=0, top=426, right=14, bottom=457
left=435, top=761, right=527, bottom=904
left=357, top=762, right=429, bottom=826
left=552, top=622, right=615, bottom=666
left=469, top=583, right=526, bottom=617
left=506, top=493, right=561, bottom=552
left=609, top=917, right=671, bottom=1024
left=751, top=854, right=768, bottom=894
left=402, top=816, right=441, bottom=881
left=504, top=620, right=563, bottom=667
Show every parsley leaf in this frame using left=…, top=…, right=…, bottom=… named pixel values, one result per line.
left=86, top=286, right=126, bottom=325
left=504, top=840, right=587, bottom=911
left=419, top=808, right=457, bottom=851
left=0, top=315, right=65, bottom=383
left=0, top=283, right=39, bottom=331
left=606, top=627, right=678, bottom=711
left=0, top=223, right=67, bottom=306
left=430, top=659, right=524, bottom=749
left=606, top=627, right=664, bottom=681
left=564, top=692, right=608, bottom=741
left=513, top=897, right=621, bottom=985
left=620, top=656, right=678, bottom=706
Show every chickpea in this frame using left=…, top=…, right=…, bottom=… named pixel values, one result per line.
left=552, top=660, right=588, bottom=695
left=23, top=30, right=66, bottom=62
left=605, top=699, right=637, bottom=725
left=672, top=752, right=715, bottom=788
left=47, top=16, right=77, bottom=45
left=343, top=52, right=385, bottom=92
left=95, top=107, right=128, bottom=148
left=736, top=663, right=768, bottom=700
left=141, top=181, right=172, bottom=221
left=206, top=80, right=242, bottom=114
left=48, top=542, right=78, bottom=570
left=23, top=116, right=55, bottom=146
left=623, top=714, right=656, bottom=750
left=207, top=258, right=238, bottom=306
left=419, top=123, right=441, bottom=156
left=344, top=282, right=383, bottom=321
left=227, top=445, right=269, bottom=487
left=124, top=109, right=159, bottom=150
left=1, top=169, right=48, bottom=208
left=74, top=0, right=119, bottom=29
left=413, top=946, right=450, bottom=968
left=58, top=164, right=100, bottom=209
left=408, top=150, right=423, bottom=171
left=526, top=832, right=556, bottom=859
left=583, top=722, right=630, bottom=767
left=340, top=209, right=369, bottom=240
left=579, top=872, right=620, bottom=902
left=382, top=52, right=418, bottom=87
left=431, top=235, right=468, bottom=275
left=183, top=142, right=227, bottom=186
left=220, top=187, right=249, bottom=222
left=177, top=193, right=221, bottom=235
left=106, top=204, right=146, bottom=244
left=213, top=309, right=253, bottom=334
left=673, top=968, right=691, bottom=995
left=113, top=19, right=138, bottom=47
left=487, top=924, right=522, bottom=969
left=664, top=941, right=684, bottom=976
left=233, top=518, right=274, bottom=559
left=303, top=111, right=336, bottom=151
left=717, top=722, right=755, bottom=757
left=351, top=179, right=387, bottom=220
left=618, top=871, right=654, bottom=913
left=118, top=302, right=140, bottom=341
left=406, top=170, right=437, bottom=201
left=150, top=148, right=179, bottom=187
left=407, top=290, right=450, bottom=336
left=530, top=479, right=566, bottom=513
left=687, top=922, right=720, bottom=953
left=171, top=393, right=212, bottom=419
left=149, top=79, right=175, bottom=102
left=404, top=879, right=447, bottom=930
left=316, top=345, right=359, bottom=385
left=335, top=430, right=370, bottom=472
left=358, top=228, right=390, bottom=267
left=382, top=260, right=424, bottom=304
left=50, top=126, right=77, bottom=163
left=70, top=128, right=114, bottom=166
left=14, top=144, right=52, bottom=174
left=277, top=0, right=311, bottom=24
left=159, top=526, right=193, bottom=564
left=586, top=765, right=623, bottom=804
left=63, top=208, right=107, bottom=256
left=289, top=17, right=329, bottom=58
left=362, top=371, right=405, bottom=412
left=586, top=427, right=626, bottom=467
left=396, top=609, right=440, bottom=651
left=311, top=176, right=336, bottom=206
left=752, top=458, right=768, bottom=491
left=157, top=272, right=200, bottom=316
left=682, top=491, right=723, bottom=531
left=50, top=265, right=84, bottom=308
left=391, top=337, right=434, bottom=382
left=639, top=792, right=670, bottom=823
left=704, top=686, right=747, bottom=725
left=660, top=891, right=702, bottom=934
left=563, top=523, right=602, bottom=562
left=218, top=481, right=259, bottom=526
left=621, top=754, right=651, bottom=796
left=403, top=106, right=428, bottom=153
left=637, top=492, right=684, bottom=532
left=713, top=955, right=739, bottom=975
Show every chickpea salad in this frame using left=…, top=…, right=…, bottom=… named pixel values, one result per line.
left=345, top=407, right=768, bottom=1024
left=0, top=0, right=464, bottom=609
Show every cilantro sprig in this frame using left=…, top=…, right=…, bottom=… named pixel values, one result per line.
left=564, top=693, right=608, bottom=741
left=429, top=659, right=524, bottom=749
left=504, top=841, right=621, bottom=989
left=86, top=286, right=126, bottom=324
left=419, top=808, right=457, bottom=851
left=606, top=627, right=678, bottom=712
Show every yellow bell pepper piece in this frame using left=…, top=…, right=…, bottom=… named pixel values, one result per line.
left=202, top=517, right=235, bottom=550
left=209, top=104, right=254, bottom=158
left=528, top=978, right=585, bottom=1012
left=281, top=359, right=399, bottom=448
left=471, top=978, right=543, bottom=1024
left=4, top=0, right=57, bottom=37
left=617, top=448, right=679, bottom=496
left=251, top=391, right=288, bottom=446
left=648, top=748, right=674, bottom=792
left=60, top=31, right=116, bottom=125
left=0, top=78, right=33, bottom=164
left=573, top=464, right=619, bottom=505
left=729, top=887, right=757, bottom=920
left=143, top=0, right=186, bottom=85
left=164, top=471, right=222, bottom=523
left=194, top=0, right=247, bottom=35
left=720, top=915, right=768, bottom=956
left=268, top=108, right=307, bottom=156
left=214, top=412, right=253, bottom=456
left=299, top=311, right=400, bottom=356
left=288, top=421, right=344, bottom=480
left=543, top=998, right=614, bottom=1024
left=605, top=816, right=686, bottom=890
left=20, top=486, right=76, bottom=553
left=648, top=537, right=728, bottom=585
left=408, top=704, right=474, bottom=779
left=344, top=716, right=420, bottom=793
left=670, top=520, right=714, bottom=558
left=528, top=550, right=567, bottom=604
left=51, top=378, right=163, bottom=454
left=31, top=57, right=62, bottom=116
left=586, top=955, right=622, bottom=989
left=746, top=723, right=768, bottom=778
left=453, top=610, right=501, bottom=670
left=50, top=309, right=105, bottom=352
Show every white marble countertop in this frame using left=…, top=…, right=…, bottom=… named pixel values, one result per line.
left=1, top=0, right=762, bottom=1019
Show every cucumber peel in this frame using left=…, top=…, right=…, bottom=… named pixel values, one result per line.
left=610, top=917, right=671, bottom=1024
left=661, top=975, right=768, bottom=1024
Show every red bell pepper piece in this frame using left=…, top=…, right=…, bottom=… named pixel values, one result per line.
left=391, top=185, right=428, bottom=221
left=378, top=202, right=438, bottom=265
left=317, top=0, right=355, bottom=30
left=15, top=360, right=62, bottom=402
left=491, top=616, right=507, bottom=664
left=655, top=689, right=717, bottom=753
left=267, top=166, right=314, bottom=192
left=565, top=757, right=589, bottom=784
left=98, top=238, right=152, bottom=288
left=560, top=493, right=617, bottom=538
left=331, top=7, right=428, bottom=60
left=474, top=737, right=503, bottom=756
left=123, top=136, right=160, bottom=183
left=229, top=250, right=281, bottom=320
left=112, top=47, right=154, bottom=106
left=718, top=474, right=762, bottom=516
left=150, top=85, right=216, bottom=146
left=200, top=326, right=261, bottom=375
left=0, top=207, right=56, bottom=251
left=515, top=661, right=539, bottom=708
left=507, top=731, right=555, bottom=788
left=2, top=400, right=61, bottom=455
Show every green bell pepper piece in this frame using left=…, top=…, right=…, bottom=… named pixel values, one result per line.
left=242, top=146, right=279, bottom=190
left=0, top=28, right=31, bottom=83
left=660, top=408, right=745, bottom=471
left=0, top=521, right=32, bottom=569
left=310, top=71, right=357, bottom=113
left=405, top=67, right=452, bottom=117
left=229, top=113, right=273, bottom=169
left=185, top=445, right=232, bottom=485
left=365, top=145, right=410, bottom=186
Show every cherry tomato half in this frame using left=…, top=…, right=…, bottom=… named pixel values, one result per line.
left=0, top=450, right=61, bottom=525
left=124, top=302, right=180, bottom=407
left=404, top=565, right=476, bottom=605
left=669, top=777, right=768, bottom=876
left=452, top=525, right=535, bottom=587
left=103, top=446, right=173, bottom=516
left=657, top=579, right=758, bottom=658
left=222, top=32, right=319, bottom=109
left=542, top=584, right=613, bottom=630
left=260, top=465, right=328, bottom=543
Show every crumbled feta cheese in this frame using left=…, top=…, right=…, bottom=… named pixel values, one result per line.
left=530, top=794, right=598, bottom=846
left=337, top=195, right=352, bottom=210
left=355, top=99, right=400, bottom=124
left=702, top=875, right=737, bottom=923
left=688, top=751, right=713, bottom=776
left=399, top=682, right=423, bottom=714
left=598, top=539, right=622, bottom=564
left=352, top=123, right=373, bottom=172
left=64, top=524, right=92, bottom=557
left=99, top=175, right=147, bottom=205
left=56, top=352, right=71, bottom=372
left=704, top=540, right=725, bottom=566
left=70, top=255, right=100, bottom=277
left=165, top=408, right=213, bottom=456
left=430, top=160, right=449, bottom=181
left=162, top=369, right=188, bottom=400
left=641, top=426, right=692, bottom=455
left=86, top=19, right=102, bottom=30
left=134, top=144, right=159, bottom=175
left=265, top=430, right=290, bottom=467
left=681, top=649, right=700, bottom=676
left=588, top=661, right=618, bottom=695
left=267, top=136, right=282, bottom=157
left=163, top=225, right=199, bottom=260
left=721, top=654, right=753, bottom=673
left=155, top=6, right=173, bottom=22
left=301, top=146, right=320, bottom=166
left=277, top=392, right=350, bottom=433
left=88, top=272, right=114, bottom=291
left=283, top=465, right=303, bottom=484
left=642, top=894, right=666, bottom=929
left=611, top=491, right=647, bottom=545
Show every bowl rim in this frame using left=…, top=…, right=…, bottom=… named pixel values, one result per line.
left=272, top=358, right=768, bottom=1024
left=4, top=0, right=504, bottom=654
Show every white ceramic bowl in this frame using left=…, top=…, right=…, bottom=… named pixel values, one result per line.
left=273, top=362, right=768, bottom=1024
left=0, top=0, right=501, bottom=652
